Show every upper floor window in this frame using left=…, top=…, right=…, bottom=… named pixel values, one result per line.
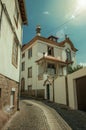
left=47, top=46, right=54, bottom=56
left=47, top=63, right=56, bottom=74
left=22, top=62, right=25, bottom=71
left=66, top=48, right=71, bottom=62
left=14, top=0, right=19, bottom=27
left=28, top=67, right=32, bottom=78
left=28, top=48, right=32, bottom=58
left=22, top=53, right=25, bottom=58
left=12, top=37, right=18, bottom=68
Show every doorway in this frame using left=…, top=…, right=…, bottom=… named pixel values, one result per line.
left=46, top=84, right=50, bottom=100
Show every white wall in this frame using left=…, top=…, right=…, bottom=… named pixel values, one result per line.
left=54, top=76, right=67, bottom=105
left=0, top=0, right=22, bottom=82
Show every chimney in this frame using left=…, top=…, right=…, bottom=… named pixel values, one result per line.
left=65, top=34, right=67, bottom=39
left=36, top=25, right=41, bottom=36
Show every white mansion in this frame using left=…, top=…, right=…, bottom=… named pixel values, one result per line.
left=21, top=25, right=77, bottom=100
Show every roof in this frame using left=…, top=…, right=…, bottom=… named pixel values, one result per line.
left=18, top=0, right=28, bottom=25
left=22, top=35, right=78, bottom=52
left=59, top=37, right=78, bottom=52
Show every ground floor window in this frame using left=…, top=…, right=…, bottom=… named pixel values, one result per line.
left=10, top=91, right=15, bottom=106
left=28, top=85, right=32, bottom=92
left=28, top=85, right=32, bottom=96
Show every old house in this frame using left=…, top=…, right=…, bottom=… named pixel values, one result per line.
left=0, top=0, right=27, bottom=113
left=21, top=25, right=77, bottom=101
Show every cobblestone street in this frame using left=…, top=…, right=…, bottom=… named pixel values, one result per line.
left=2, top=99, right=71, bottom=130
left=2, top=101, right=50, bottom=130
left=4, top=98, right=86, bottom=130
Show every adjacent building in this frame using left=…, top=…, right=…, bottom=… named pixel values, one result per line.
left=21, top=25, right=77, bottom=100
left=0, top=0, right=27, bottom=112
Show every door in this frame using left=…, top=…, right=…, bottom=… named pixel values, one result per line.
left=76, top=76, right=86, bottom=111
left=46, top=84, right=50, bottom=100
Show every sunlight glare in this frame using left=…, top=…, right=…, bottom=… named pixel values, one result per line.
left=78, top=0, right=86, bottom=9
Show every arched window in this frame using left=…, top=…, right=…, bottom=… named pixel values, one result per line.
left=66, top=48, right=71, bottom=62
left=21, top=78, right=25, bottom=92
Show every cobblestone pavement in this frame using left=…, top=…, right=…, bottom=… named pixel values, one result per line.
left=42, top=100, right=86, bottom=130
left=2, top=101, right=50, bottom=130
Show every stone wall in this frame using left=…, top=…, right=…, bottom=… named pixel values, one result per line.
left=21, top=89, right=45, bottom=99
left=0, top=74, right=18, bottom=113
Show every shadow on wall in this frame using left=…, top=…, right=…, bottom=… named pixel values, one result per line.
left=0, top=110, right=9, bottom=129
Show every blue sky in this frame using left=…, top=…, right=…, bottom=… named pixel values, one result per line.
left=23, top=0, right=86, bottom=65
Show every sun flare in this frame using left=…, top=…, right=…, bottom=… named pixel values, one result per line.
left=78, top=0, right=86, bottom=9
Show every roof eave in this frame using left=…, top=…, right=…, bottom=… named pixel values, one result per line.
left=18, top=0, right=28, bottom=25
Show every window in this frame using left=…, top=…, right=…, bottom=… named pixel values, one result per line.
left=22, top=53, right=25, bottom=58
left=66, top=48, right=71, bottom=62
left=0, top=88, right=1, bottom=98
left=10, top=91, right=15, bottom=106
left=21, top=78, right=25, bottom=92
left=28, top=85, right=32, bottom=91
left=14, top=0, right=19, bottom=27
left=12, top=37, right=18, bottom=67
left=48, top=46, right=54, bottom=56
left=28, top=48, right=32, bottom=58
left=22, top=62, right=25, bottom=71
left=28, top=67, right=32, bottom=78
left=28, top=85, right=32, bottom=96
left=47, top=63, right=56, bottom=74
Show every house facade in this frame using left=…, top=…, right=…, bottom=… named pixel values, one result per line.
left=0, top=0, right=27, bottom=112
left=21, top=26, right=77, bottom=100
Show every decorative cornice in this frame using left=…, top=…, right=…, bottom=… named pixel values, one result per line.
left=36, top=56, right=68, bottom=66
left=22, top=36, right=78, bottom=52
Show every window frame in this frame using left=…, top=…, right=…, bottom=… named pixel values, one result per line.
left=12, top=37, right=18, bottom=68
left=14, top=0, right=19, bottom=28
left=28, top=48, right=32, bottom=58
left=22, top=52, right=25, bottom=58
left=66, top=48, right=71, bottom=62
left=21, top=62, right=25, bottom=71
left=28, top=67, right=32, bottom=78
left=47, top=46, right=54, bottom=56
left=47, top=63, right=56, bottom=74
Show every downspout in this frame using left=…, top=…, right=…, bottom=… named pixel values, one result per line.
left=17, top=45, right=22, bottom=111
left=65, top=75, right=69, bottom=106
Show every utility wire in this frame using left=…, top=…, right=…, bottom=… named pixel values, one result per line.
left=43, top=13, right=80, bottom=36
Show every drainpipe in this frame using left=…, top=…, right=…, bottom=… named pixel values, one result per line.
left=17, top=82, right=20, bottom=111
left=17, top=45, right=22, bottom=111
left=65, top=76, right=69, bottom=106
left=65, top=60, right=69, bottom=106
left=53, top=77, right=55, bottom=102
